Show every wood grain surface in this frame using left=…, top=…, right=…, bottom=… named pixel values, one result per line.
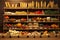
left=0, top=38, right=60, bottom=40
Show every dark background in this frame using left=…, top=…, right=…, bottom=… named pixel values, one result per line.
left=0, top=0, right=4, bottom=32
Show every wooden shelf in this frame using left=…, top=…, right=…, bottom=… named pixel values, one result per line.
left=4, top=14, right=60, bottom=16
left=28, top=14, right=60, bottom=16
left=4, top=21, right=60, bottom=23
left=27, top=21, right=60, bottom=23
left=3, top=28, right=60, bottom=31
left=4, top=21, right=28, bottom=23
left=4, top=7, right=28, bottom=9
left=4, top=14, right=27, bottom=16
left=4, top=7, right=59, bottom=10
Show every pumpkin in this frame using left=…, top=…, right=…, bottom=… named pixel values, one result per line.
left=16, top=23, right=22, bottom=27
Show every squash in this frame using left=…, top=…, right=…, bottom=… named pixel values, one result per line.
left=16, top=23, right=22, bottom=27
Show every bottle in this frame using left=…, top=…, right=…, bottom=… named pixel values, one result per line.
left=11, top=4, right=15, bottom=8
left=36, top=1, right=38, bottom=8
left=54, top=4, right=58, bottom=8
left=15, top=4, right=18, bottom=8
left=31, top=1, right=34, bottom=8
left=47, top=0, right=54, bottom=8
left=5, top=2, right=11, bottom=7
left=20, top=2, right=23, bottom=8
left=36, top=1, right=40, bottom=8
left=41, top=1, right=43, bottom=8
left=43, top=1, right=46, bottom=8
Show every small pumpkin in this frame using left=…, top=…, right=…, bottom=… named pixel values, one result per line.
left=16, top=23, right=22, bottom=27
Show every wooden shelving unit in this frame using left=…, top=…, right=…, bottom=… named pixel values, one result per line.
left=2, top=0, right=60, bottom=39
left=3, top=9, right=60, bottom=30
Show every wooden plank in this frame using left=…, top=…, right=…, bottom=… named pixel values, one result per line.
left=0, top=38, right=60, bottom=40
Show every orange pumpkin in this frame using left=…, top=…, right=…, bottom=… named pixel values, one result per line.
left=16, top=23, right=22, bottom=27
